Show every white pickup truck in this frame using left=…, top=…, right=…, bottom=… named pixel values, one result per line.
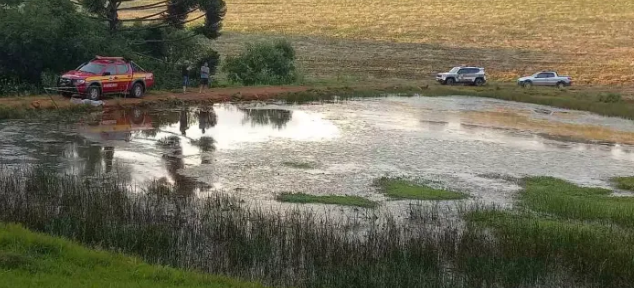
left=517, top=71, right=572, bottom=88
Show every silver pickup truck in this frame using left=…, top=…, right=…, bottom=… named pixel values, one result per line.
left=517, top=71, right=572, bottom=88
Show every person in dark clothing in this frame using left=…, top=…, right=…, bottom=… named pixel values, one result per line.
left=182, top=65, right=190, bottom=93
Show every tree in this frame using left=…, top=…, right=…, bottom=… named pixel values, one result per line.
left=79, top=0, right=226, bottom=40
left=0, top=0, right=124, bottom=85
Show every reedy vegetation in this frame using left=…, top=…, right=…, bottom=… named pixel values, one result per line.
left=1, top=167, right=634, bottom=287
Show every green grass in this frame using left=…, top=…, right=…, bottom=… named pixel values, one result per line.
left=276, top=192, right=377, bottom=208
left=465, top=176, right=634, bottom=287
left=0, top=223, right=266, bottom=288
left=7, top=167, right=634, bottom=287
left=612, top=176, right=634, bottom=192
left=373, top=177, right=468, bottom=200
left=281, top=161, right=315, bottom=169
left=520, top=177, right=634, bottom=227
left=467, top=209, right=634, bottom=287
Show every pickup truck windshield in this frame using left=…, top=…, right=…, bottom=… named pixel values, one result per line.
left=78, top=63, right=105, bottom=74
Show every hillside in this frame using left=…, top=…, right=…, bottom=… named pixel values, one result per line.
left=0, top=223, right=267, bottom=288
left=124, top=0, right=634, bottom=85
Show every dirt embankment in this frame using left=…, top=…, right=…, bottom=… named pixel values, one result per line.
left=0, top=86, right=314, bottom=110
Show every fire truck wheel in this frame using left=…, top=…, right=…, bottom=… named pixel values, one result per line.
left=131, top=82, right=144, bottom=98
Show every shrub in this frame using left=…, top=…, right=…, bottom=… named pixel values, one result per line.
left=598, top=93, right=622, bottom=103
left=223, top=40, right=297, bottom=86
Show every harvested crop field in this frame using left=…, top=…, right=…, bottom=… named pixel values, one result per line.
left=125, top=0, right=634, bottom=85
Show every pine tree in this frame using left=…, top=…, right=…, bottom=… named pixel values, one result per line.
left=79, top=0, right=226, bottom=40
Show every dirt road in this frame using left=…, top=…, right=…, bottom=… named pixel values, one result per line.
left=0, top=86, right=313, bottom=110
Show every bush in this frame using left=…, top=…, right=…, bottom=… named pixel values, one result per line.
left=0, top=0, right=127, bottom=89
left=598, top=93, right=622, bottom=103
left=223, top=40, right=297, bottom=86
left=0, top=2, right=224, bottom=95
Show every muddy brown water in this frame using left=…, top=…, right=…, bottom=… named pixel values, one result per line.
left=2, top=95, right=634, bottom=217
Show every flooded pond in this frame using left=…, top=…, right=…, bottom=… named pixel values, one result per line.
left=2, top=95, right=634, bottom=211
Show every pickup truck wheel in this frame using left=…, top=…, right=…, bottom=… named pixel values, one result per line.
left=474, top=78, right=485, bottom=87
left=556, top=82, right=565, bottom=89
left=87, top=85, right=101, bottom=101
left=445, top=78, right=456, bottom=85
left=131, top=82, right=144, bottom=98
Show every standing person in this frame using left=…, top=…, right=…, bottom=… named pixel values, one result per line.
left=181, top=64, right=190, bottom=93
left=199, top=62, right=210, bottom=94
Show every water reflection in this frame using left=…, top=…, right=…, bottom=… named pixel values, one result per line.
left=238, top=108, right=293, bottom=129
left=197, top=106, right=218, bottom=134
left=4, top=96, right=632, bottom=206
left=417, top=115, right=634, bottom=158
left=67, top=104, right=333, bottom=193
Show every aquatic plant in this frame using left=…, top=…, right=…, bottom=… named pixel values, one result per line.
left=373, top=176, right=468, bottom=200
left=1, top=166, right=633, bottom=287
left=612, top=176, right=634, bottom=192
left=276, top=192, right=378, bottom=208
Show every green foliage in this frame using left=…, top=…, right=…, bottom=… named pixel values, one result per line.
left=520, top=177, right=634, bottom=227
left=276, top=192, right=378, bottom=208
left=373, top=177, right=468, bottom=200
left=0, top=0, right=226, bottom=95
left=612, top=176, right=634, bottom=191
left=468, top=210, right=634, bottom=287
left=598, top=93, right=622, bottom=103
left=468, top=175, right=634, bottom=287
left=81, top=0, right=226, bottom=39
left=195, top=0, right=227, bottom=39
left=0, top=0, right=125, bottom=87
left=5, top=167, right=634, bottom=287
left=0, top=223, right=267, bottom=288
left=223, top=40, right=297, bottom=85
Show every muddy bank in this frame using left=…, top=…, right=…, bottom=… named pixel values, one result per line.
left=2, top=82, right=634, bottom=121
left=0, top=85, right=313, bottom=110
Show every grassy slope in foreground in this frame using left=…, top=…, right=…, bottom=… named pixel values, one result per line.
left=276, top=192, right=378, bottom=208
left=0, top=223, right=266, bottom=288
left=374, top=177, right=467, bottom=200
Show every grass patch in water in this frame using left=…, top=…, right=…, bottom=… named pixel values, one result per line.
left=276, top=192, right=377, bottom=208
left=373, top=177, right=467, bottom=200
left=521, top=177, right=634, bottom=227
left=281, top=161, right=315, bottom=169
left=0, top=223, right=266, bottom=288
left=612, top=176, right=634, bottom=192
left=5, top=167, right=634, bottom=287
left=467, top=209, right=634, bottom=286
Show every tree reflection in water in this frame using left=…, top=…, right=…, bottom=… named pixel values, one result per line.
left=239, top=108, right=293, bottom=130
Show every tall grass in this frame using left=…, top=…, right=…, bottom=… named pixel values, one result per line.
left=521, top=177, right=634, bottom=227
left=1, top=166, right=632, bottom=287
